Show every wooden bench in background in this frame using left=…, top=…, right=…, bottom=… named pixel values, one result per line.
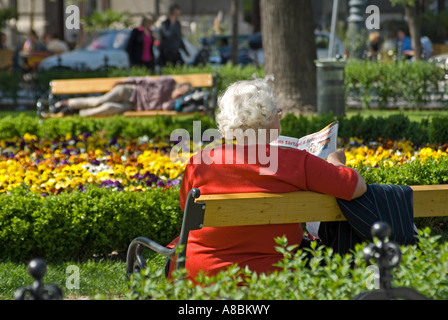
left=126, top=184, right=448, bottom=276
left=37, top=73, right=218, bottom=119
left=0, top=49, right=14, bottom=72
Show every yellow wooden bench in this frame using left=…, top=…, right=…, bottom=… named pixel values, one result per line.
left=0, top=49, right=14, bottom=71
left=126, top=184, right=448, bottom=276
left=37, top=73, right=217, bottom=119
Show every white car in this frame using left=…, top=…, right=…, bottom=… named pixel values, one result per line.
left=38, top=29, right=199, bottom=71
left=38, top=30, right=131, bottom=71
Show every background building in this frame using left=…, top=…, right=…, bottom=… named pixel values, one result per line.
left=0, top=0, right=446, bottom=51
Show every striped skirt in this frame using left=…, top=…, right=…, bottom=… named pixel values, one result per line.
left=319, top=183, right=417, bottom=254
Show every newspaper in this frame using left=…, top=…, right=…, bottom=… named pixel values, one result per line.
left=270, top=121, right=339, bottom=239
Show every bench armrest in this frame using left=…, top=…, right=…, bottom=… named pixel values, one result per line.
left=125, top=237, right=176, bottom=277
left=126, top=188, right=205, bottom=278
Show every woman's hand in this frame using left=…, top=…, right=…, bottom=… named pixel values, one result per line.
left=327, top=149, right=346, bottom=166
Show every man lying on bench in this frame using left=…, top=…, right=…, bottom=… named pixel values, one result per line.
left=49, top=76, right=198, bottom=117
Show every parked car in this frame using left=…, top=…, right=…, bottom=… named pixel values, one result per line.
left=198, top=31, right=346, bottom=66
left=430, top=53, right=448, bottom=67
left=38, top=29, right=131, bottom=71
left=38, top=29, right=199, bottom=71
left=195, top=34, right=255, bottom=66
left=429, top=52, right=448, bottom=79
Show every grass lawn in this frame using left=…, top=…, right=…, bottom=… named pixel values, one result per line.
left=345, top=108, right=448, bottom=122
left=0, top=253, right=167, bottom=300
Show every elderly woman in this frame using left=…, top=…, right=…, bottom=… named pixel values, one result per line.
left=167, top=78, right=367, bottom=279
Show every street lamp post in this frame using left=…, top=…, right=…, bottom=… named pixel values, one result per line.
left=347, top=0, right=367, bottom=58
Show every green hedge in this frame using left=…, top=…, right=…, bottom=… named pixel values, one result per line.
left=0, top=186, right=182, bottom=262
left=1, top=113, right=448, bottom=144
left=356, top=157, right=448, bottom=186
left=126, top=229, right=448, bottom=300
left=0, top=113, right=216, bottom=141
left=281, top=112, right=447, bottom=144
left=345, top=59, right=444, bottom=108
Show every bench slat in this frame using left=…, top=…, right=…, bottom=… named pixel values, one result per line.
left=50, top=73, right=214, bottom=95
left=197, top=185, right=448, bottom=227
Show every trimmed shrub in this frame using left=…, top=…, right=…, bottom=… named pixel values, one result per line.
left=0, top=113, right=217, bottom=141
left=125, top=229, right=448, bottom=300
left=0, top=186, right=182, bottom=261
left=345, top=59, right=443, bottom=109
left=0, top=112, right=446, bottom=145
left=429, top=115, right=448, bottom=144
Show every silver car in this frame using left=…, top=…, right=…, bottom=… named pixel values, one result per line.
left=38, top=30, right=131, bottom=71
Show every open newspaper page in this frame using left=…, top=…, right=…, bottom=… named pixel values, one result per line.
left=270, top=121, right=339, bottom=239
left=270, top=121, right=338, bottom=157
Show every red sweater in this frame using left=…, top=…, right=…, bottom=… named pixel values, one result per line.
left=168, top=144, right=358, bottom=279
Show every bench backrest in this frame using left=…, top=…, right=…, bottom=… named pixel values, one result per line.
left=50, top=73, right=215, bottom=95
left=196, top=185, right=448, bottom=227
left=126, top=184, right=448, bottom=276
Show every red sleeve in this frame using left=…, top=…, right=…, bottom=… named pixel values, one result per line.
left=304, top=153, right=358, bottom=200
left=179, top=164, right=192, bottom=211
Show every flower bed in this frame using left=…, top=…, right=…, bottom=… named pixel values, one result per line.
left=0, top=133, right=186, bottom=195
left=1, top=133, right=448, bottom=195
left=345, top=138, right=448, bottom=168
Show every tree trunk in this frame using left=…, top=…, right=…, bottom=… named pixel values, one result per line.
left=252, top=0, right=261, bottom=33
left=404, top=4, right=423, bottom=60
left=438, top=0, right=445, bottom=12
left=260, top=0, right=317, bottom=114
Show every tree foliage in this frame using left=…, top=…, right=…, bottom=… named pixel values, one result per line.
left=81, top=9, right=134, bottom=33
left=0, top=7, right=18, bottom=30
left=390, top=0, right=423, bottom=60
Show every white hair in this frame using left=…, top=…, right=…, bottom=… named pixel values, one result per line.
left=216, top=78, right=278, bottom=135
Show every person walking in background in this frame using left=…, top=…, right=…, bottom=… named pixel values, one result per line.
left=126, top=14, right=155, bottom=71
left=21, top=29, right=47, bottom=53
left=43, top=32, right=69, bottom=54
left=396, top=29, right=413, bottom=60
left=366, top=31, right=381, bottom=62
left=159, top=4, right=190, bottom=66
left=420, top=36, right=433, bottom=60
left=19, top=29, right=48, bottom=71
